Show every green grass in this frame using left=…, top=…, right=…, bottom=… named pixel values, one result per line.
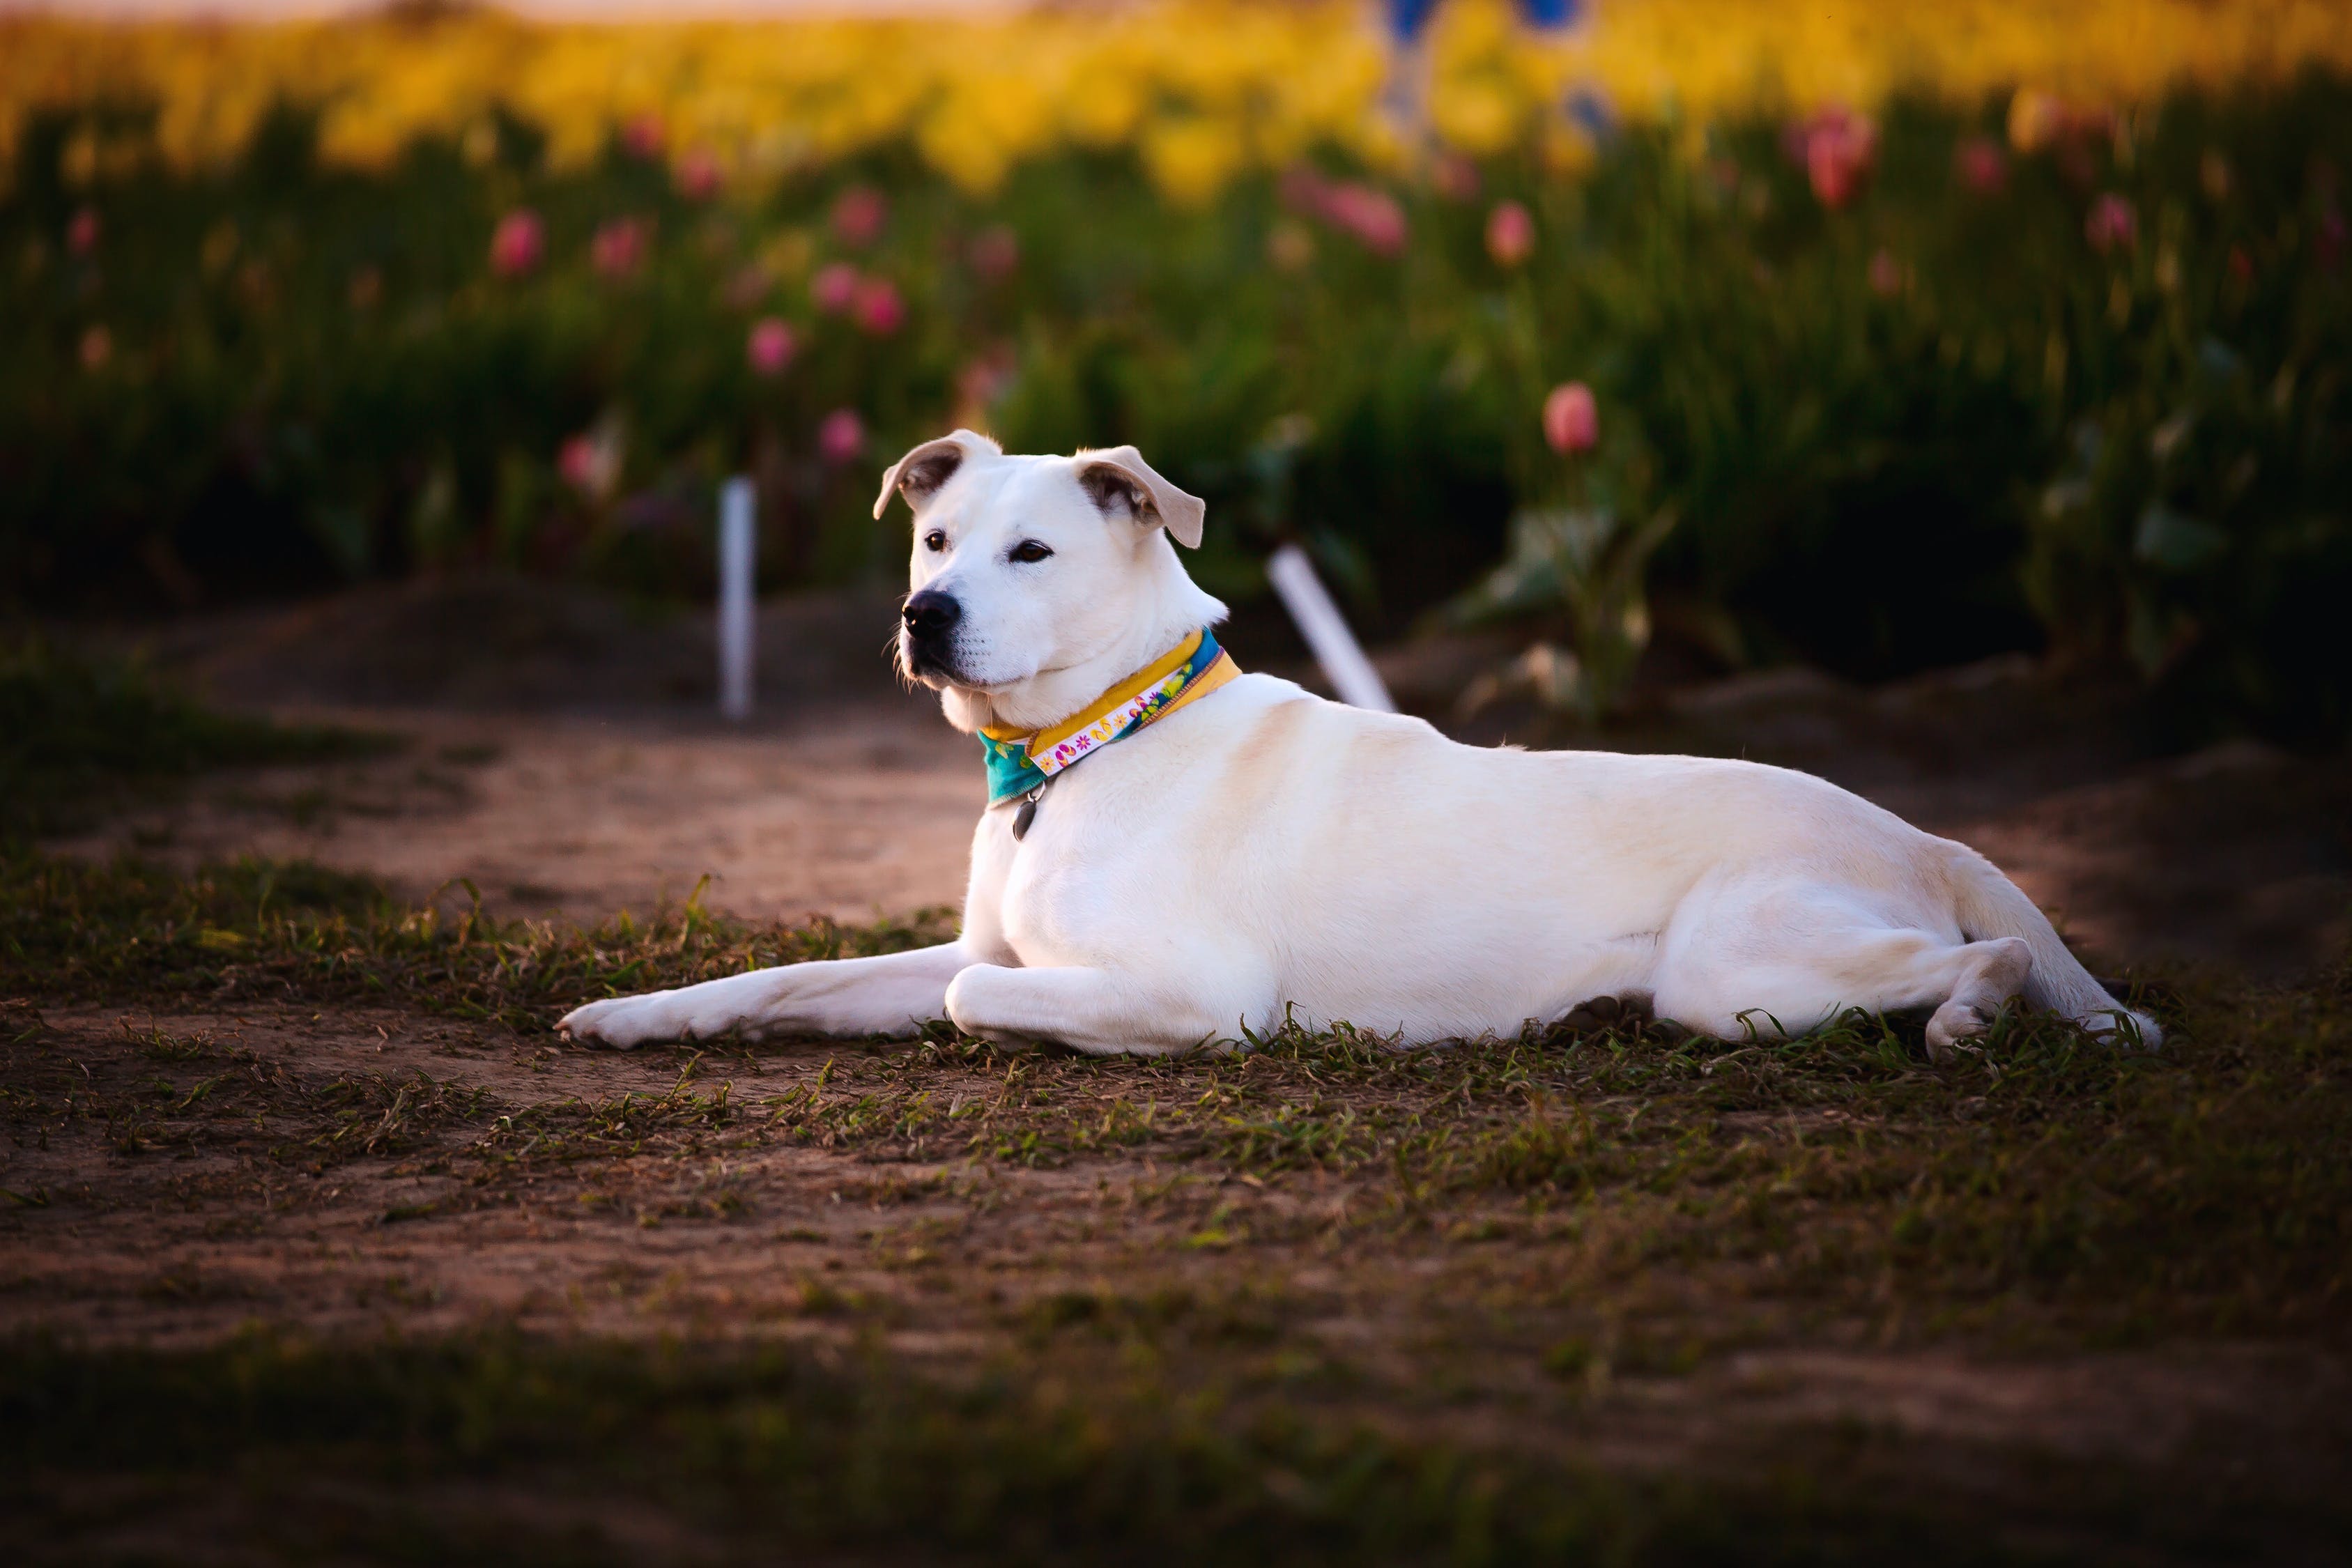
left=0, top=849, right=955, bottom=1026
left=0, top=636, right=392, bottom=839
left=0, top=1329, right=2123, bottom=1568
left=6, top=850, right=2347, bottom=1344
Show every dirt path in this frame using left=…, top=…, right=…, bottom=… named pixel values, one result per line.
left=49, top=700, right=979, bottom=928
left=55, top=578, right=983, bottom=925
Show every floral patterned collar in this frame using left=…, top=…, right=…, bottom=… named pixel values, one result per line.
left=977, top=627, right=1240, bottom=824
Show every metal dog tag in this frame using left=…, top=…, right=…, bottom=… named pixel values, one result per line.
left=1012, top=781, right=1047, bottom=840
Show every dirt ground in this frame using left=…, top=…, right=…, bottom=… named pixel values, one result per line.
left=48, top=702, right=980, bottom=930
left=13, top=578, right=2352, bottom=1561
left=2, top=997, right=2342, bottom=1431
left=55, top=578, right=981, bottom=928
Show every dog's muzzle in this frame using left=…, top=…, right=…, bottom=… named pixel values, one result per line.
left=900, top=589, right=962, bottom=679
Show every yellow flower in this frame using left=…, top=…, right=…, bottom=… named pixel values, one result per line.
left=6, top=1, right=2352, bottom=201
left=1143, top=116, right=1247, bottom=207
left=2008, top=89, right=2067, bottom=153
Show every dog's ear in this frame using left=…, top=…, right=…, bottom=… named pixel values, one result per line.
left=872, top=429, right=1001, bottom=520
left=1073, top=446, right=1206, bottom=549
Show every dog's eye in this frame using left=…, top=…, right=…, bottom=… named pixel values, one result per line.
left=923, top=530, right=947, bottom=553
left=1009, top=539, right=1053, bottom=564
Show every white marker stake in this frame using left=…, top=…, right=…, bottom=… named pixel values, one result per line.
left=718, top=475, right=755, bottom=720
left=1266, top=542, right=1396, bottom=713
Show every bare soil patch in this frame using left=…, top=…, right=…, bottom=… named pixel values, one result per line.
left=43, top=705, right=976, bottom=928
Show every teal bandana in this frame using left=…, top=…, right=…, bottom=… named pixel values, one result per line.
left=980, top=728, right=1050, bottom=804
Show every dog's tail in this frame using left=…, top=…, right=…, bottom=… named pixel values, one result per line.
left=1944, top=844, right=2162, bottom=1047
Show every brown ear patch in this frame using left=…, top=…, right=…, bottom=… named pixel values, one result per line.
left=899, top=448, right=964, bottom=504
left=870, top=430, right=1001, bottom=520
left=1073, top=445, right=1206, bottom=548
left=1078, top=463, right=1152, bottom=521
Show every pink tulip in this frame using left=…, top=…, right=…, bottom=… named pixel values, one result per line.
left=1955, top=137, right=2007, bottom=195
left=818, top=408, right=865, bottom=465
left=1867, top=247, right=1905, bottom=298
left=748, top=319, right=794, bottom=376
left=489, top=209, right=544, bottom=277
left=558, top=435, right=599, bottom=494
left=852, top=277, right=905, bottom=336
left=2084, top=193, right=2138, bottom=254
left=79, top=324, right=112, bottom=371
left=746, top=316, right=795, bottom=376
left=1285, top=169, right=1406, bottom=255
left=968, top=224, right=1020, bottom=282
left=1323, top=181, right=1407, bottom=255
left=1790, top=107, right=1877, bottom=210
left=1431, top=151, right=1482, bottom=203
left=590, top=217, right=650, bottom=279
left=66, top=206, right=100, bottom=256
left=811, top=262, right=861, bottom=314
left=1543, top=382, right=1598, bottom=455
left=1485, top=200, right=1535, bottom=268
left=832, top=185, right=887, bottom=248
left=673, top=148, right=723, bottom=201
left=558, top=429, right=620, bottom=500
left=622, top=114, right=665, bottom=161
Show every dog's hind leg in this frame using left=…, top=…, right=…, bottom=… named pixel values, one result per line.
left=944, top=962, right=1261, bottom=1056
left=561, top=941, right=974, bottom=1049
left=1649, top=878, right=2031, bottom=1059
left=1920, top=936, right=2034, bottom=1060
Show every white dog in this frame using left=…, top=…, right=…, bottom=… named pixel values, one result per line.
left=560, top=431, right=2156, bottom=1059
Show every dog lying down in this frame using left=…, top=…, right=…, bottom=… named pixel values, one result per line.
left=560, top=431, right=2158, bottom=1059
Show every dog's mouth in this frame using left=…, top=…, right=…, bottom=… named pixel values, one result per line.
left=900, top=631, right=984, bottom=691
left=899, top=634, right=954, bottom=682
left=899, top=625, right=1044, bottom=695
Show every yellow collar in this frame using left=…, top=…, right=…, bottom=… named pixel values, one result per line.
left=977, top=627, right=1239, bottom=805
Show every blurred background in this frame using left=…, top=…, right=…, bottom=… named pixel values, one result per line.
left=5, top=0, right=2351, bottom=961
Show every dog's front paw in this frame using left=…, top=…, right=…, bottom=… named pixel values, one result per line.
left=559, top=993, right=681, bottom=1050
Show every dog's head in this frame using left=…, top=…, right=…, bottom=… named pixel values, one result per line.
left=874, top=431, right=1228, bottom=734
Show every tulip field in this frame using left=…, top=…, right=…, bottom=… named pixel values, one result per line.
left=5, top=0, right=2352, bottom=735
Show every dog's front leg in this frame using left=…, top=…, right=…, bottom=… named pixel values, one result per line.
left=944, top=962, right=1247, bottom=1056
left=560, top=941, right=974, bottom=1050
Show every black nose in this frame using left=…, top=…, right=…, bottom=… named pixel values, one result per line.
left=902, top=590, right=961, bottom=640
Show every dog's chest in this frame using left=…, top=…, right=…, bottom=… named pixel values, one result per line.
left=978, top=767, right=1200, bottom=967
left=986, top=812, right=1110, bottom=965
